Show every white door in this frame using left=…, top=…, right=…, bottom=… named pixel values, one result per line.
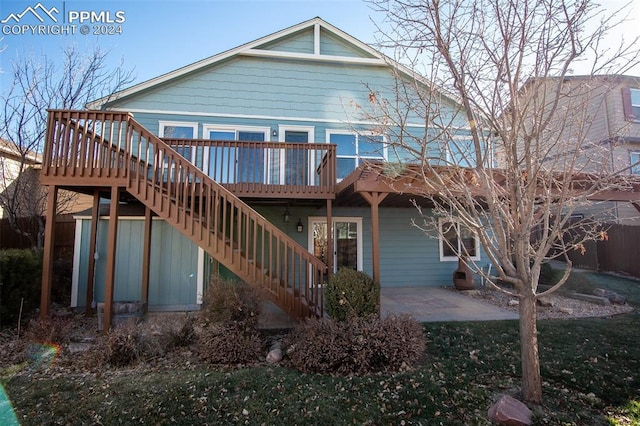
left=308, top=217, right=363, bottom=272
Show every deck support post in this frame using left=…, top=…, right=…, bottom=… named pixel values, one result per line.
left=141, top=206, right=152, bottom=314
left=103, top=186, right=121, bottom=332
left=360, top=191, right=388, bottom=286
left=40, top=185, right=58, bottom=321
left=326, top=198, right=333, bottom=278
left=85, top=188, right=101, bottom=315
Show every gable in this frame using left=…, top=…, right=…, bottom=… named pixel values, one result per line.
left=90, top=18, right=402, bottom=109
left=108, top=54, right=396, bottom=121
left=256, top=27, right=314, bottom=54
left=92, top=17, right=466, bottom=135
left=254, top=26, right=377, bottom=59
left=319, top=28, right=376, bottom=58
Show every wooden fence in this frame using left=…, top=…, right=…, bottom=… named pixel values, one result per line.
left=563, top=224, right=640, bottom=279
left=0, top=215, right=75, bottom=253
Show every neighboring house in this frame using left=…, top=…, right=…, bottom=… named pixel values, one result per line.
left=0, top=139, right=42, bottom=219
left=510, top=75, right=640, bottom=225
left=1, top=138, right=93, bottom=251
left=37, top=18, right=490, bottom=324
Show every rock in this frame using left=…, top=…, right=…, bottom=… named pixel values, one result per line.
left=508, top=299, right=519, bottom=307
left=559, top=307, right=574, bottom=315
left=488, top=395, right=532, bottom=426
left=266, top=348, right=283, bottom=364
left=593, top=288, right=626, bottom=305
left=537, top=297, right=554, bottom=307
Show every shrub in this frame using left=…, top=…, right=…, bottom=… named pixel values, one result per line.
left=197, top=321, right=265, bottom=365
left=196, top=277, right=266, bottom=365
left=562, top=271, right=598, bottom=294
left=0, top=249, right=42, bottom=327
left=24, top=317, right=74, bottom=345
left=538, top=263, right=597, bottom=294
left=284, top=314, right=426, bottom=375
left=92, top=321, right=171, bottom=367
left=325, top=268, right=380, bottom=321
left=200, top=278, right=263, bottom=327
left=163, top=314, right=197, bottom=348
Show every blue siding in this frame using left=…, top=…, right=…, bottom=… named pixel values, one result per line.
left=257, top=28, right=314, bottom=53
left=93, top=23, right=476, bottom=297
left=75, top=219, right=199, bottom=308
left=319, top=28, right=375, bottom=58
left=116, top=57, right=403, bottom=121
left=251, top=205, right=478, bottom=287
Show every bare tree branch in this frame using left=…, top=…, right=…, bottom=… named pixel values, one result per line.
left=0, top=45, right=135, bottom=247
left=365, top=0, right=640, bottom=403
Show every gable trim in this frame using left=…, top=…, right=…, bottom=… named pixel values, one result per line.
left=88, top=17, right=385, bottom=109
left=241, top=48, right=386, bottom=65
left=110, top=107, right=437, bottom=128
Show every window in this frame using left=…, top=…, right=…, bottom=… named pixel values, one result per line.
left=622, top=87, right=640, bottom=121
left=158, top=121, right=198, bottom=182
left=439, top=219, right=480, bottom=261
left=631, top=151, right=640, bottom=175
left=279, top=125, right=315, bottom=186
left=159, top=121, right=198, bottom=162
left=202, top=125, right=269, bottom=184
left=327, top=131, right=386, bottom=179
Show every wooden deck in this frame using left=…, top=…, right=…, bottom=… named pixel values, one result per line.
left=40, top=110, right=330, bottom=330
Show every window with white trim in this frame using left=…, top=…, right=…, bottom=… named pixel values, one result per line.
left=327, top=130, right=386, bottom=179
left=158, top=121, right=199, bottom=182
left=159, top=121, right=198, bottom=161
left=439, top=218, right=480, bottom=261
left=631, top=151, right=640, bottom=175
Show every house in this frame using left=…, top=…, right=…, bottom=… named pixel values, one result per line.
left=43, top=18, right=617, bottom=329
left=509, top=75, right=640, bottom=225
left=1, top=139, right=93, bottom=249
left=0, top=139, right=42, bottom=220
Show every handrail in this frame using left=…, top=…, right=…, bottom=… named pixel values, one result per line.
left=44, top=109, right=327, bottom=318
left=162, top=138, right=336, bottom=198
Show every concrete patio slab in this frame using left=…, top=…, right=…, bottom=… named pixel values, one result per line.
left=259, top=286, right=518, bottom=328
left=381, top=286, right=519, bottom=322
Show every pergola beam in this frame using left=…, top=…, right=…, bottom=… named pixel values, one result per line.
left=359, top=191, right=388, bottom=285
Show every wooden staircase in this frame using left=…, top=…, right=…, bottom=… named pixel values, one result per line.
left=42, top=110, right=327, bottom=318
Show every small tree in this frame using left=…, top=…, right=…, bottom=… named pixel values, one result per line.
left=365, top=0, right=640, bottom=403
left=0, top=45, right=134, bottom=247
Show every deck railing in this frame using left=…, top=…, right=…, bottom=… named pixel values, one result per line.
left=162, top=138, right=336, bottom=198
left=43, top=110, right=327, bottom=318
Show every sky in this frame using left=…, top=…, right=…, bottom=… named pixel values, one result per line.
left=0, top=0, right=639, bottom=95
left=0, top=0, right=382, bottom=90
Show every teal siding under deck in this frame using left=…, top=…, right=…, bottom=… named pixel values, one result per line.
left=253, top=205, right=480, bottom=288
left=75, top=219, right=199, bottom=309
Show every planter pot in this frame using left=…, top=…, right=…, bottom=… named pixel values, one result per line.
left=453, top=257, right=475, bottom=290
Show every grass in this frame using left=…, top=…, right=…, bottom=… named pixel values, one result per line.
left=2, top=272, right=639, bottom=425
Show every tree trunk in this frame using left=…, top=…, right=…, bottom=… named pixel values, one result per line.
left=519, top=292, right=542, bottom=403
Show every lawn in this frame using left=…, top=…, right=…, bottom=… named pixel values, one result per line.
left=2, top=273, right=639, bottom=425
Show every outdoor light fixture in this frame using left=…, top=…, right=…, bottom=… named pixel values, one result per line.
left=296, top=218, right=304, bottom=233
left=283, top=208, right=291, bottom=223
left=272, top=129, right=278, bottom=137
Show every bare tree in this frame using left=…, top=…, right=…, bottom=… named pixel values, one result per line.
left=0, top=45, right=134, bottom=248
left=363, top=0, right=640, bottom=403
